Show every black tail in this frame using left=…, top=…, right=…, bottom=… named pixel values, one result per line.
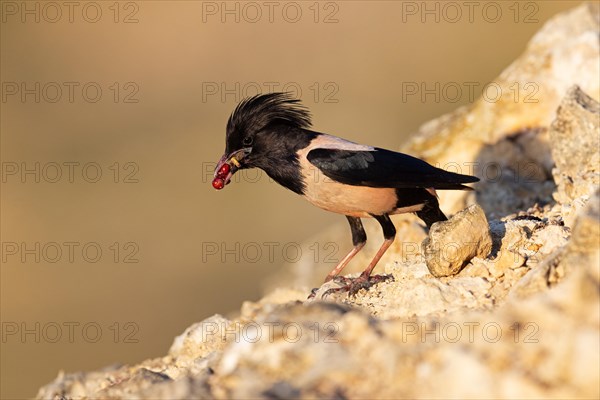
left=432, top=171, right=479, bottom=191
left=433, top=183, right=476, bottom=191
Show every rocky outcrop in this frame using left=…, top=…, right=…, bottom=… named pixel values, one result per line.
left=422, top=204, right=492, bottom=277
left=38, top=3, right=600, bottom=400
left=403, top=2, right=599, bottom=218
left=550, top=86, right=600, bottom=209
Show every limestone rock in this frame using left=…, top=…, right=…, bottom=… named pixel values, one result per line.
left=560, top=189, right=600, bottom=282
left=403, top=2, right=599, bottom=216
left=422, top=204, right=492, bottom=277
left=550, top=85, right=600, bottom=207
left=473, top=128, right=556, bottom=220
left=170, top=315, right=234, bottom=360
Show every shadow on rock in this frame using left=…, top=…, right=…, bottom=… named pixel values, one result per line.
left=474, top=127, right=556, bottom=219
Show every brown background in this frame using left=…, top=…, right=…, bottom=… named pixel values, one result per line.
left=1, top=1, right=576, bottom=398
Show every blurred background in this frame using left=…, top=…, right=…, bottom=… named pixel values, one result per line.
left=1, top=1, right=577, bottom=398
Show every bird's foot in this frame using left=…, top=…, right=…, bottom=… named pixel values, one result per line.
left=307, top=287, right=320, bottom=300
left=323, top=273, right=394, bottom=298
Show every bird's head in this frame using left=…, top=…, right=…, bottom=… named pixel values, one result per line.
left=213, top=92, right=312, bottom=189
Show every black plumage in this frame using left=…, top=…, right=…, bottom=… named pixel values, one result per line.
left=307, top=147, right=478, bottom=190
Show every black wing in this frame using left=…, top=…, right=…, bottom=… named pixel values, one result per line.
left=307, top=147, right=479, bottom=189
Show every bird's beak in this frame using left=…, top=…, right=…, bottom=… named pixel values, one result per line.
left=213, top=148, right=252, bottom=186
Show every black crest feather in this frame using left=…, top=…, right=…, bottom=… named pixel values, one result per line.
left=226, top=92, right=312, bottom=137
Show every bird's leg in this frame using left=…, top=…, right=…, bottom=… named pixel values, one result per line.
left=308, top=217, right=366, bottom=299
left=324, top=243, right=364, bottom=282
left=324, top=214, right=395, bottom=298
left=324, top=216, right=366, bottom=282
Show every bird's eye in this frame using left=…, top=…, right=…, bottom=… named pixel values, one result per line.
left=243, top=136, right=253, bottom=146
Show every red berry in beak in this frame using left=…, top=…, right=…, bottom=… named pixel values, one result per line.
left=216, top=163, right=231, bottom=178
left=212, top=177, right=225, bottom=190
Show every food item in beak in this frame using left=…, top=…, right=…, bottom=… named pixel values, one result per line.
left=212, top=161, right=233, bottom=190
left=212, top=177, right=225, bottom=190
left=216, top=163, right=231, bottom=178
